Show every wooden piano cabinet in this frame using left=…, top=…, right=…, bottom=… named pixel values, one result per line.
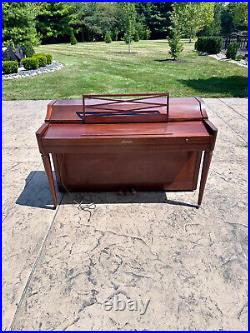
left=36, top=94, right=217, bottom=208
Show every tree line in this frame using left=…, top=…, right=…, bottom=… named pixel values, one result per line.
left=2, top=2, right=248, bottom=47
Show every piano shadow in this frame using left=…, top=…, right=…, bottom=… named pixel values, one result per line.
left=16, top=171, right=197, bottom=209
left=16, top=171, right=58, bottom=209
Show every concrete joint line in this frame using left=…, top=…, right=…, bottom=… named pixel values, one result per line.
left=212, top=108, right=247, bottom=144
left=218, top=98, right=248, bottom=121
left=8, top=194, right=64, bottom=331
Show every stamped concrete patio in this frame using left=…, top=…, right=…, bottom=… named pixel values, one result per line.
left=2, top=98, right=248, bottom=330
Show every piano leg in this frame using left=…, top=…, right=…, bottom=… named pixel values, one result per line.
left=41, top=153, right=58, bottom=209
left=198, top=150, right=213, bottom=207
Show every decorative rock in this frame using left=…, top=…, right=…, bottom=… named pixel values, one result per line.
left=2, top=61, right=64, bottom=80
left=209, top=53, right=248, bottom=68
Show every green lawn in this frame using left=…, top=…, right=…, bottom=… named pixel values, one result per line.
left=2, top=39, right=248, bottom=100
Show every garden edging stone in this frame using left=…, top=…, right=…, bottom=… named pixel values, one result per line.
left=2, top=60, right=64, bottom=80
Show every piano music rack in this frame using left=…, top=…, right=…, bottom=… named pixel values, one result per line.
left=76, top=93, right=170, bottom=123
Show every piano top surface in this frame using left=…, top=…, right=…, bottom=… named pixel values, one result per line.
left=38, top=97, right=214, bottom=143
left=45, top=97, right=207, bottom=123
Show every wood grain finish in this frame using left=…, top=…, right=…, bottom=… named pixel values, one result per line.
left=45, top=97, right=207, bottom=124
left=36, top=95, right=217, bottom=208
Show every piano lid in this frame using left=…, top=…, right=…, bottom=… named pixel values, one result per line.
left=45, top=94, right=208, bottom=124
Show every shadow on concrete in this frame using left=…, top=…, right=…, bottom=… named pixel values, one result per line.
left=15, top=171, right=57, bottom=209
left=16, top=171, right=198, bottom=209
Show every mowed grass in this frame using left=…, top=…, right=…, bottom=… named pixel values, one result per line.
left=2, top=39, right=248, bottom=100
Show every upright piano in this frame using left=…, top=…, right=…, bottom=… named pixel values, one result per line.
left=36, top=93, right=217, bottom=208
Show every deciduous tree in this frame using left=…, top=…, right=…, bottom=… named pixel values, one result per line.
left=174, top=2, right=215, bottom=42
left=119, top=3, right=137, bottom=53
left=2, top=2, right=38, bottom=46
left=232, top=2, right=248, bottom=31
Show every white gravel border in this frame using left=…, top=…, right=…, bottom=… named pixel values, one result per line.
left=208, top=53, right=248, bottom=68
left=2, top=60, right=64, bottom=80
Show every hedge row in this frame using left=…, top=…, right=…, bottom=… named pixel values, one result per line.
left=195, top=37, right=223, bottom=54
left=22, top=53, right=52, bottom=70
left=2, top=53, right=53, bottom=74
left=22, top=57, right=39, bottom=70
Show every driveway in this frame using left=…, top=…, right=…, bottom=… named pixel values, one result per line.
left=2, top=98, right=248, bottom=330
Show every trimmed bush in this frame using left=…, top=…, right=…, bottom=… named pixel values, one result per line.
left=195, top=37, right=207, bottom=52
left=226, top=42, right=238, bottom=60
left=104, top=32, right=112, bottom=43
left=44, top=53, right=52, bottom=64
left=2, top=60, right=18, bottom=74
left=195, top=36, right=223, bottom=54
left=35, top=53, right=52, bottom=65
left=206, top=37, right=223, bottom=54
left=235, top=54, right=243, bottom=61
left=22, top=57, right=39, bottom=70
left=33, top=54, right=47, bottom=67
left=70, top=30, right=77, bottom=45
left=21, top=43, right=35, bottom=57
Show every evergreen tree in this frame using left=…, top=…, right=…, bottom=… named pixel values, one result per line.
left=136, top=2, right=173, bottom=39
left=36, top=2, right=76, bottom=44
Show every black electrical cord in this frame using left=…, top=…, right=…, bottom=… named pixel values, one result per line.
left=59, top=154, right=96, bottom=223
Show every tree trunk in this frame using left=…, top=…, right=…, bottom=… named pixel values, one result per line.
left=128, top=36, right=131, bottom=53
left=189, top=36, right=192, bottom=43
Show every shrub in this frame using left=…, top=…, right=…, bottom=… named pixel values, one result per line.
left=2, top=60, right=18, bottom=74
left=3, top=39, right=15, bottom=48
left=226, top=42, right=238, bottom=60
left=104, top=32, right=112, bottom=43
left=33, top=54, right=47, bottom=67
left=44, top=53, right=52, bottom=64
left=134, top=32, right=139, bottom=42
left=195, top=36, right=223, bottom=54
left=235, top=54, right=243, bottom=61
left=21, top=43, right=35, bottom=57
left=70, top=30, right=77, bottom=45
left=22, top=57, right=39, bottom=70
left=206, top=37, right=223, bottom=54
left=124, top=33, right=130, bottom=45
left=35, top=53, right=52, bottom=64
left=195, top=37, right=207, bottom=52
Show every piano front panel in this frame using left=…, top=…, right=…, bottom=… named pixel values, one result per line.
left=52, top=148, right=202, bottom=192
